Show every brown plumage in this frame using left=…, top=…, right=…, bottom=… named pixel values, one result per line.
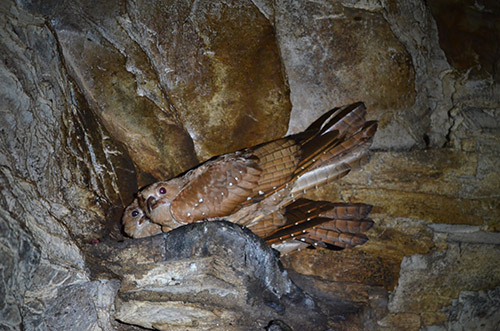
left=122, top=199, right=162, bottom=238
left=122, top=102, right=377, bottom=252
left=261, top=198, right=374, bottom=253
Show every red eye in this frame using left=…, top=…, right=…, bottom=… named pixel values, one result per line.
left=159, top=187, right=166, bottom=195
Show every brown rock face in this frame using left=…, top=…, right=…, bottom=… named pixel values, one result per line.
left=30, top=0, right=290, bottom=182
left=126, top=0, right=291, bottom=160
left=126, top=0, right=291, bottom=162
left=1, top=0, right=499, bottom=330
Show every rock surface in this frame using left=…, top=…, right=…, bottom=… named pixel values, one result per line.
left=89, top=221, right=328, bottom=330
left=0, top=0, right=499, bottom=330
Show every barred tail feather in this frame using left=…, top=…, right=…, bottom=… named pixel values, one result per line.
left=264, top=199, right=374, bottom=251
left=300, top=231, right=369, bottom=249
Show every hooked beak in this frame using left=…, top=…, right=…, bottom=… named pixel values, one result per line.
left=146, top=196, right=156, bottom=215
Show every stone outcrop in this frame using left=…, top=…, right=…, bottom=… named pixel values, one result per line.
left=90, top=221, right=328, bottom=330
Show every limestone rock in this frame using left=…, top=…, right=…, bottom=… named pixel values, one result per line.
left=441, top=287, right=500, bottom=331
left=125, top=0, right=291, bottom=161
left=384, top=241, right=500, bottom=330
left=276, top=0, right=416, bottom=149
left=26, top=0, right=291, bottom=179
left=89, top=221, right=327, bottom=330
left=429, top=0, right=500, bottom=80
left=0, top=2, right=127, bottom=329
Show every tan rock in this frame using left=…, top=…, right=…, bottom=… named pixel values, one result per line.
left=125, top=0, right=291, bottom=161
left=276, top=0, right=416, bottom=148
left=420, top=311, right=447, bottom=326
left=378, top=313, right=421, bottom=330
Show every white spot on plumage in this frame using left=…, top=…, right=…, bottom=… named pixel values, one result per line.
left=198, top=198, right=203, bottom=203
left=229, top=182, right=233, bottom=186
left=187, top=212, right=191, bottom=217
left=221, top=192, right=225, bottom=196
left=291, top=233, right=295, bottom=237
left=294, top=222, right=299, bottom=226
left=247, top=197, right=252, bottom=200
left=258, top=190, right=264, bottom=195
left=234, top=176, right=239, bottom=181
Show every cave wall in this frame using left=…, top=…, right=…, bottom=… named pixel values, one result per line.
left=0, top=0, right=499, bottom=330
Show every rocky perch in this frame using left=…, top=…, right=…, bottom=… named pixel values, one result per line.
left=88, top=221, right=361, bottom=330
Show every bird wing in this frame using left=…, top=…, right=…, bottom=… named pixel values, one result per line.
left=170, top=102, right=375, bottom=224
left=170, top=138, right=302, bottom=223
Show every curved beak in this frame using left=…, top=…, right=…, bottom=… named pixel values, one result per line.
left=146, top=196, right=156, bottom=215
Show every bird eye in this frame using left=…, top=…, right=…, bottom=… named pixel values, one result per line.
left=159, top=187, right=166, bottom=195
left=131, top=210, right=139, bottom=217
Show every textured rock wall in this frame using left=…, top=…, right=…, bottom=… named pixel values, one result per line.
left=0, top=0, right=499, bottom=330
left=0, top=2, right=124, bottom=329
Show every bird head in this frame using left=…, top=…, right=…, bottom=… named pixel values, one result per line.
left=137, top=178, right=184, bottom=227
left=122, top=198, right=162, bottom=238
